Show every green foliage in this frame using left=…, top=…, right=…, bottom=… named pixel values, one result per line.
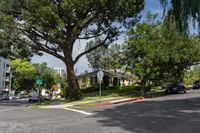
left=81, top=87, right=98, bottom=94
left=0, top=10, right=32, bottom=59
left=81, top=86, right=119, bottom=94
left=11, top=58, right=36, bottom=92
left=60, top=73, right=68, bottom=89
left=107, top=86, right=120, bottom=90
left=113, top=77, right=120, bottom=87
left=119, top=85, right=140, bottom=91
left=33, top=62, right=58, bottom=90
left=123, top=12, right=200, bottom=87
left=86, top=39, right=123, bottom=70
left=0, top=0, right=144, bottom=100
left=11, top=78, right=20, bottom=93
left=184, top=66, right=200, bottom=85
left=160, top=0, right=200, bottom=33
left=42, top=68, right=57, bottom=89
left=12, top=59, right=36, bottom=79
left=85, top=39, right=107, bottom=69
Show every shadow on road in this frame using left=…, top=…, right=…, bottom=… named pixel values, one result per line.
left=92, top=97, right=200, bottom=133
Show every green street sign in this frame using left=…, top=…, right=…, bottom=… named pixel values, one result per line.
left=36, top=79, right=43, bottom=85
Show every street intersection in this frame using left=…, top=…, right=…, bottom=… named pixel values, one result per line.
left=0, top=90, right=200, bottom=133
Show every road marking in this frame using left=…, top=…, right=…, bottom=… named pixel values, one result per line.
left=63, top=108, right=93, bottom=115
left=40, top=105, right=93, bottom=115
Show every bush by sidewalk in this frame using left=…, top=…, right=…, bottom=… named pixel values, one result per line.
left=81, top=86, right=119, bottom=93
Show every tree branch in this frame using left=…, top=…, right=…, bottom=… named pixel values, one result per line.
left=78, top=34, right=102, bottom=40
left=74, top=33, right=110, bottom=64
left=22, top=35, right=66, bottom=62
left=78, top=28, right=110, bottom=40
left=67, top=10, right=100, bottom=50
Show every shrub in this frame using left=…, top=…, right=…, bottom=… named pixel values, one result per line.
left=119, top=85, right=140, bottom=91
left=81, top=86, right=119, bottom=93
left=113, top=77, right=120, bottom=86
left=64, top=87, right=69, bottom=99
left=81, top=87, right=99, bottom=93
left=145, top=86, right=152, bottom=92
left=105, top=86, right=119, bottom=90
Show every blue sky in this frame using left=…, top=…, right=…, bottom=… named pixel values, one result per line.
left=31, top=0, right=164, bottom=75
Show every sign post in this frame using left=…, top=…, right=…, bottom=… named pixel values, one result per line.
left=36, top=79, right=43, bottom=86
left=36, top=78, right=43, bottom=103
left=97, top=70, right=104, bottom=102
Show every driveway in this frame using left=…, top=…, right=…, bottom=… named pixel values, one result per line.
left=0, top=90, right=200, bottom=133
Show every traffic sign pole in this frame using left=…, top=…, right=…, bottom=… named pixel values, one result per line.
left=35, top=78, right=43, bottom=104
left=97, top=70, right=104, bottom=102
left=99, top=80, right=101, bottom=102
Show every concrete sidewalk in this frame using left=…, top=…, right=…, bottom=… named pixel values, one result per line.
left=40, top=97, right=124, bottom=109
left=39, top=96, right=145, bottom=109
left=31, top=89, right=200, bottom=109
left=109, top=97, right=145, bottom=104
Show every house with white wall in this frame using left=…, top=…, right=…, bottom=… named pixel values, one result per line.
left=0, top=56, right=11, bottom=93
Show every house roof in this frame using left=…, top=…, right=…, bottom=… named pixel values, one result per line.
left=77, top=69, right=137, bottom=79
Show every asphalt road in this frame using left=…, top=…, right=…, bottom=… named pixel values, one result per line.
left=0, top=90, right=200, bottom=133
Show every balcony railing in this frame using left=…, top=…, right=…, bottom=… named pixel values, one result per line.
left=5, top=78, right=10, bottom=82
left=6, top=67, right=10, bottom=73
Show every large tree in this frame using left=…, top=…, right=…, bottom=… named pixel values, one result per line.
left=123, top=13, right=200, bottom=94
left=85, top=38, right=107, bottom=69
left=85, top=39, right=122, bottom=70
left=11, top=58, right=36, bottom=93
left=0, top=0, right=144, bottom=100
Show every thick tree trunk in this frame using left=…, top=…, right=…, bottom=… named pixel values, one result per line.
left=65, top=61, right=82, bottom=101
left=140, top=84, right=145, bottom=96
left=140, top=78, right=146, bottom=97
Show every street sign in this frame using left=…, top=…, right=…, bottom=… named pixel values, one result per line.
left=97, top=70, right=104, bottom=82
left=36, top=79, right=43, bottom=85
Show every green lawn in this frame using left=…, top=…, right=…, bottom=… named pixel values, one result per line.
left=81, top=90, right=121, bottom=101
left=74, top=101, right=111, bottom=107
left=29, top=86, right=165, bottom=107
left=81, top=86, right=165, bottom=101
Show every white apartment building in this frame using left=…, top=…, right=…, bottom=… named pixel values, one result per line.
left=53, top=67, right=66, bottom=77
left=0, top=56, right=11, bottom=92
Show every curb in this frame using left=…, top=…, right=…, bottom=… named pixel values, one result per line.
left=78, top=103, right=113, bottom=108
left=110, top=97, right=145, bottom=104
left=39, top=97, right=145, bottom=109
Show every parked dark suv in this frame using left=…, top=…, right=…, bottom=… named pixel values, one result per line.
left=164, top=83, right=186, bottom=94
left=193, top=80, right=200, bottom=89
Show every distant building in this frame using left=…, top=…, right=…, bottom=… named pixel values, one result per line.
left=77, top=70, right=138, bottom=89
left=53, top=67, right=66, bottom=76
left=0, top=57, right=11, bottom=93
